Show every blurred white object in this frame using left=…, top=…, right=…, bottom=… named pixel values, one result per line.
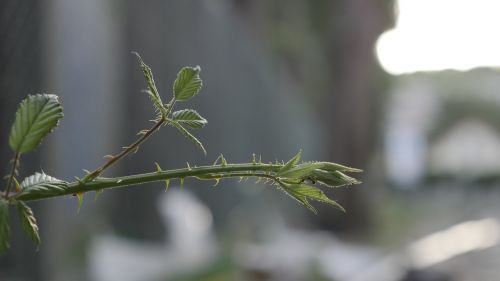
left=384, top=81, right=439, bottom=188
left=89, top=190, right=216, bottom=281
left=235, top=218, right=500, bottom=281
left=377, top=0, right=500, bottom=74
left=234, top=229, right=380, bottom=281
left=345, top=218, right=500, bottom=281
left=407, top=218, right=500, bottom=269
left=429, top=119, right=500, bottom=178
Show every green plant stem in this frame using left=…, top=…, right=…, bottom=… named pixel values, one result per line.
left=4, top=152, right=20, bottom=198
left=83, top=118, right=166, bottom=182
left=197, top=171, right=276, bottom=180
left=15, top=163, right=283, bottom=202
left=83, top=97, right=176, bottom=183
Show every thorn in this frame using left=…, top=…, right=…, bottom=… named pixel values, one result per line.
left=13, top=177, right=21, bottom=192
left=103, top=155, right=114, bottom=160
left=155, top=162, right=163, bottom=172
left=132, top=146, right=140, bottom=154
left=180, top=178, right=185, bottom=191
left=136, top=130, right=149, bottom=136
left=238, top=177, right=244, bottom=182
left=122, top=146, right=130, bottom=150
left=213, top=154, right=227, bottom=166
left=186, top=162, right=191, bottom=170
left=252, top=153, right=256, bottom=164
left=259, top=155, right=262, bottom=164
left=76, top=193, right=84, bottom=214
left=82, top=169, right=91, bottom=175
left=213, top=178, right=220, bottom=187
left=94, top=189, right=104, bottom=202
left=213, top=155, right=220, bottom=166
left=164, top=179, right=170, bottom=192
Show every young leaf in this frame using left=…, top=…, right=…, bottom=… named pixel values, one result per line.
left=9, top=94, right=63, bottom=153
left=171, top=122, right=207, bottom=155
left=16, top=172, right=68, bottom=201
left=282, top=184, right=345, bottom=213
left=172, top=109, right=207, bottom=129
left=132, top=52, right=167, bottom=117
left=278, top=150, right=302, bottom=175
left=278, top=162, right=324, bottom=179
left=316, top=162, right=363, bottom=173
left=311, top=169, right=361, bottom=188
left=278, top=186, right=317, bottom=214
left=17, top=202, right=41, bottom=246
left=173, top=66, right=202, bottom=101
left=0, top=198, right=10, bottom=254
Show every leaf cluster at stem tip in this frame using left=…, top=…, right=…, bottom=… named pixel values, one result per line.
left=0, top=52, right=362, bottom=255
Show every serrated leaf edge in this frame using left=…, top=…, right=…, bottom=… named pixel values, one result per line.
left=17, top=201, right=41, bottom=246
left=171, top=122, right=207, bottom=155
left=172, top=109, right=207, bottom=129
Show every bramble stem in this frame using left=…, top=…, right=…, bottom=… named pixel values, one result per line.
left=4, top=152, right=20, bottom=199
left=83, top=118, right=166, bottom=183
left=83, top=97, right=176, bottom=183
left=14, top=163, right=282, bottom=201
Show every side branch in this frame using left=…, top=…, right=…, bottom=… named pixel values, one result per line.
left=82, top=118, right=166, bottom=183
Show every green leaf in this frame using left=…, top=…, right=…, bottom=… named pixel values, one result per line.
left=171, top=122, right=207, bottom=155
left=132, top=52, right=167, bottom=117
left=16, top=172, right=68, bottom=201
left=279, top=160, right=362, bottom=180
left=17, top=201, right=41, bottom=246
left=278, top=162, right=324, bottom=179
left=173, top=66, right=202, bottom=101
left=172, top=109, right=207, bottom=129
left=0, top=198, right=10, bottom=254
left=317, top=162, right=363, bottom=173
left=9, top=94, right=63, bottom=153
left=282, top=184, right=345, bottom=213
left=278, top=150, right=302, bottom=175
left=279, top=186, right=317, bottom=214
left=311, top=169, right=361, bottom=188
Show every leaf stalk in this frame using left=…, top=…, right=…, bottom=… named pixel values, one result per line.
left=4, top=152, right=20, bottom=199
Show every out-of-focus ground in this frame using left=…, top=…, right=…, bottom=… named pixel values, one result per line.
left=1, top=1, right=500, bottom=281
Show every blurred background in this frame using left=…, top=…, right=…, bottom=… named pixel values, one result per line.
left=1, top=0, right=500, bottom=280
